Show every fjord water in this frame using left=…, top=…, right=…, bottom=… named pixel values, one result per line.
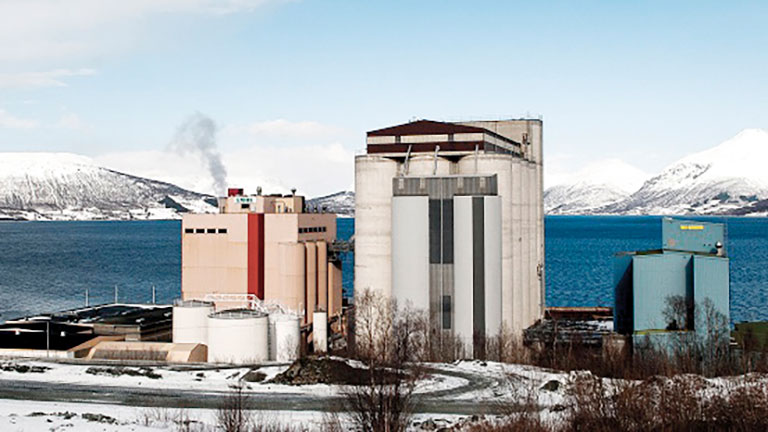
left=0, top=217, right=766, bottom=323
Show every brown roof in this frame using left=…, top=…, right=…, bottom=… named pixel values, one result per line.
left=367, top=120, right=487, bottom=137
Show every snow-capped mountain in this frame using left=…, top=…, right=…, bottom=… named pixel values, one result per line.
left=545, top=159, right=649, bottom=214
left=0, top=153, right=217, bottom=221
left=307, top=190, right=355, bottom=217
left=602, top=129, right=768, bottom=215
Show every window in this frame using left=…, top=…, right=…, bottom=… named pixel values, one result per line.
left=206, top=228, right=216, bottom=234
left=299, top=228, right=305, bottom=234
left=218, top=228, right=228, bottom=234
left=184, top=228, right=193, bottom=234
left=321, top=227, right=327, bottom=233
left=241, top=203, right=249, bottom=210
left=195, top=228, right=204, bottom=234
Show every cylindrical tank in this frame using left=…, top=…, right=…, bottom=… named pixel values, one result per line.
left=313, top=311, right=328, bottom=354
left=406, top=154, right=455, bottom=176
left=354, top=155, right=399, bottom=301
left=269, top=313, right=301, bottom=362
left=172, top=300, right=214, bottom=346
left=207, top=310, right=268, bottom=364
left=458, top=153, right=520, bottom=332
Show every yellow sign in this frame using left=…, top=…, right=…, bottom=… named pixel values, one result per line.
left=680, top=225, right=704, bottom=230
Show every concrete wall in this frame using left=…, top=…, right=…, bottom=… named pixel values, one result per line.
left=391, top=196, right=430, bottom=311
left=453, top=195, right=502, bottom=355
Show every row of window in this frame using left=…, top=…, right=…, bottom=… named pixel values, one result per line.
left=184, top=228, right=228, bottom=234
left=299, top=226, right=328, bottom=234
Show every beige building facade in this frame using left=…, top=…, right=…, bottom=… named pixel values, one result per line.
left=182, top=190, right=343, bottom=324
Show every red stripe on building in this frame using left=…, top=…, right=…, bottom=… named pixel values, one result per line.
left=247, top=213, right=265, bottom=299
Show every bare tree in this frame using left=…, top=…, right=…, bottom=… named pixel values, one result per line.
left=345, top=288, right=426, bottom=432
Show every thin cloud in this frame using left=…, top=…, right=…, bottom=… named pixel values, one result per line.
left=0, top=109, right=38, bottom=129
left=0, top=69, right=97, bottom=89
left=0, top=0, right=287, bottom=62
left=226, top=119, right=349, bottom=141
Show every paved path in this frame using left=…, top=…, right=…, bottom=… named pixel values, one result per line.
left=0, top=365, right=517, bottom=415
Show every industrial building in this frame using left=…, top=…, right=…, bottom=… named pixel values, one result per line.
left=355, top=119, right=545, bottom=355
left=181, top=188, right=343, bottom=325
left=614, top=218, right=730, bottom=347
left=177, top=188, right=345, bottom=364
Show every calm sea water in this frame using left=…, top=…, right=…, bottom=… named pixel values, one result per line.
left=1, top=217, right=766, bottom=323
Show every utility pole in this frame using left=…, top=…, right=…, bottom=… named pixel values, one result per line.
left=114, top=285, right=118, bottom=304
left=85, top=287, right=89, bottom=307
left=46, top=320, right=50, bottom=358
left=152, top=285, right=156, bottom=305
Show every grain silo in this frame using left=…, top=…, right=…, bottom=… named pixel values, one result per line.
left=354, top=119, right=545, bottom=354
left=207, top=310, right=269, bottom=364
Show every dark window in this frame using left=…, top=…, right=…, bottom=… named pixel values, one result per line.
left=218, top=228, right=228, bottom=234
left=206, top=228, right=216, bottom=234
left=299, top=228, right=304, bottom=234
left=321, top=227, right=327, bottom=232
left=442, top=295, right=452, bottom=329
left=195, top=228, right=204, bottom=234
left=442, top=199, right=454, bottom=263
left=184, top=228, right=193, bottom=234
left=429, top=199, right=441, bottom=264
left=241, top=204, right=249, bottom=209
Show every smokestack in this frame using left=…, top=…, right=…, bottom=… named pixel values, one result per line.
left=169, top=112, right=228, bottom=195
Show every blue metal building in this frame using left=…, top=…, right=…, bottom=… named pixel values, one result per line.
left=614, top=218, right=729, bottom=346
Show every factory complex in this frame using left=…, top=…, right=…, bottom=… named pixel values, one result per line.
left=0, top=117, right=753, bottom=368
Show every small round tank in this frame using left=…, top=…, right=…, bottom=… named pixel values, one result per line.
left=172, top=300, right=214, bottom=346
left=313, top=310, right=328, bottom=354
left=270, top=313, right=301, bottom=362
left=207, top=309, right=268, bottom=364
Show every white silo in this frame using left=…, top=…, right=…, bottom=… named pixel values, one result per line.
left=269, top=313, right=301, bottom=362
left=313, top=311, right=328, bottom=354
left=172, top=300, right=214, bottom=346
left=354, top=155, right=399, bottom=299
left=207, top=310, right=269, bottom=364
left=405, top=154, right=455, bottom=176
left=458, top=153, right=521, bottom=331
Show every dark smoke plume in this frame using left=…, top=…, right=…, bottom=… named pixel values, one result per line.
left=169, top=112, right=228, bottom=195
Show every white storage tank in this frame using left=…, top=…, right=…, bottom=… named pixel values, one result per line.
left=313, top=310, right=328, bottom=354
left=172, top=300, right=214, bottom=346
left=269, top=313, right=301, bottom=362
left=207, top=309, right=269, bottom=364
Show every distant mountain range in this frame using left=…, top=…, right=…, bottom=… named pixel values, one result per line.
left=0, top=153, right=217, bottom=221
left=306, top=191, right=355, bottom=217
left=5, top=129, right=767, bottom=221
left=545, top=129, right=768, bottom=216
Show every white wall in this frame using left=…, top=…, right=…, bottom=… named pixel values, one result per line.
left=391, top=196, right=430, bottom=311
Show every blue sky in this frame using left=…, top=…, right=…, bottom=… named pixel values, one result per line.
left=1, top=0, right=767, bottom=196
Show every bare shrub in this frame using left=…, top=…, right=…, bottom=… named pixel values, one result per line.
left=216, top=382, right=253, bottom=432
left=560, top=372, right=768, bottom=432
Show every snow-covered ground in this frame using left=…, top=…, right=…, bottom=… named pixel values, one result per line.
left=0, top=358, right=468, bottom=397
